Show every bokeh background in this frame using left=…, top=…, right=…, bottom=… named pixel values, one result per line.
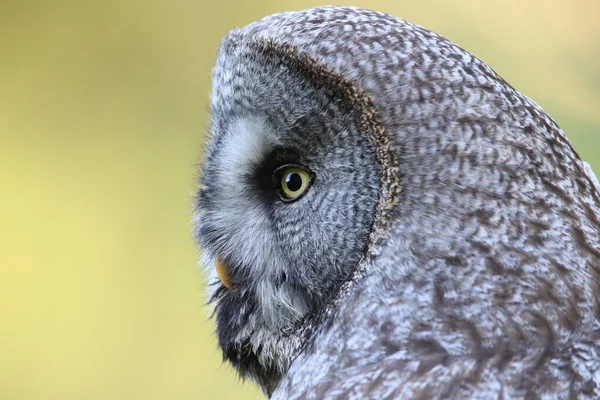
left=1, top=0, right=598, bottom=399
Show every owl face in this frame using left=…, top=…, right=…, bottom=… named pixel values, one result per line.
left=194, top=36, right=381, bottom=384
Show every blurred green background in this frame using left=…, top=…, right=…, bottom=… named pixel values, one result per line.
left=0, top=0, right=598, bottom=399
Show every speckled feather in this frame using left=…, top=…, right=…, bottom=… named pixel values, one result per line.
left=194, top=6, right=600, bottom=399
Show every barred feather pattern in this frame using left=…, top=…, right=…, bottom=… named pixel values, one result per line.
left=195, top=6, right=600, bottom=399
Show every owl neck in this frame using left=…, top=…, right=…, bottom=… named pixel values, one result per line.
left=218, top=244, right=396, bottom=396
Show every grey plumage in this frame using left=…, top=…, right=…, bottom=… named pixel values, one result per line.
left=194, top=6, right=600, bottom=399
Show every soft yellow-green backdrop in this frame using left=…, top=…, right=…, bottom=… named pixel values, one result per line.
left=1, top=1, right=598, bottom=399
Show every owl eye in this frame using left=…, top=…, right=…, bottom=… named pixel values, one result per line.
left=273, top=164, right=315, bottom=202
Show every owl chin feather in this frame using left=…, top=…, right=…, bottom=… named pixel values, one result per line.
left=196, top=6, right=600, bottom=399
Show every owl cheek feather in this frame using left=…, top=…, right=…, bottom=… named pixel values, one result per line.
left=216, top=257, right=233, bottom=289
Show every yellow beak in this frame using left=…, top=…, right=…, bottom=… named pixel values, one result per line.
left=215, top=257, right=232, bottom=289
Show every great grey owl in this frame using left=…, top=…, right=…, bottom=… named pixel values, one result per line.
left=193, top=6, right=600, bottom=399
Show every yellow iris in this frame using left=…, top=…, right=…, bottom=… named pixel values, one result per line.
left=279, top=166, right=312, bottom=200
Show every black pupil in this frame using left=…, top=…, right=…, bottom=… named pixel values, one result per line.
left=285, top=172, right=303, bottom=192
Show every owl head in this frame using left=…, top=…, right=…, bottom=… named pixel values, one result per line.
left=192, top=5, right=496, bottom=391
left=193, top=5, right=600, bottom=397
